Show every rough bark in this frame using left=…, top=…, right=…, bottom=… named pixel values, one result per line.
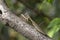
left=0, top=0, right=52, bottom=40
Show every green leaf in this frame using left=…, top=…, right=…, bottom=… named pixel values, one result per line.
left=47, top=18, right=60, bottom=37
left=46, top=0, right=54, bottom=4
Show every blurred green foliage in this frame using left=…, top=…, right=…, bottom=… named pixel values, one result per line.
left=47, top=18, right=60, bottom=38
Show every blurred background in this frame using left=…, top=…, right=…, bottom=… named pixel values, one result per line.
left=0, top=0, right=60, bottom=40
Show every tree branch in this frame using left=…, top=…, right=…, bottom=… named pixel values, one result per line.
left=0, top=0, right=52, bottom=40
